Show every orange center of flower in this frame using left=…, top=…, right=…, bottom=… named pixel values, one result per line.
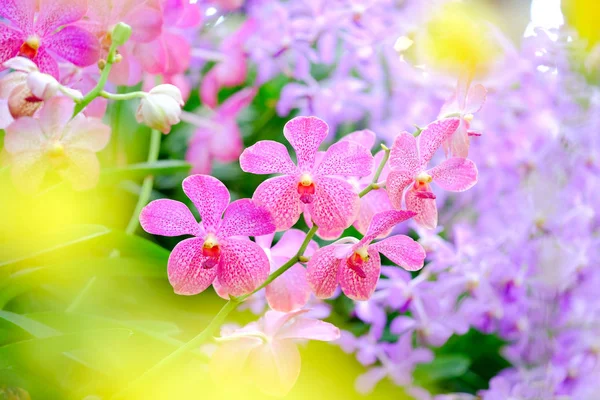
left=202, top=234, right=221, bottom=269
left=346, top=247, right=370, bottom=278
left=297, top=173, right=316, bottom=204
left=19, top=36, right=40, bottom=59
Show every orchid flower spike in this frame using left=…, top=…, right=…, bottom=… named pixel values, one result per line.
left=210, top=309, right=340, bottom=396
left=307, top=210, right=426, bottom=301
left=4, top=97, right=110, bottom=192
left=386, top=119, right=478, bottom=229
left=139, top=175, right=276, bottom=297
left=240, top=116, right=374, bottom=238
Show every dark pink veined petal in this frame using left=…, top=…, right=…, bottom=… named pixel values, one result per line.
left=315, top=140, right=374, bottom=177
left=389, top=132, right=419, bottom=173
left=168, top=237, right=217, bottom=295
left=371, top=235, right=426, bottom=272
left=140, top=199, right=201, bottom=237
left=4, top=116, right=43, bottom=153
left=361, top=209, right=417, bottom=244
left=308, top=175, right=360, bottom=234
left=32, top=47, right=59, bottom=78
left=218, top=199, right=276, bottom=239
left=465, top=84, right=487, bottom=114
left=0, top=25, right=22, bottom=65
left=306, top=245, right=343, bottom=299
left=405, top=185, right=438, bottom=230
left=354, top=189, right=393, bottom=237
left=253, top=175, right=302, bottom=231
left=44, top=25, right=100, bottom=67
left=283, top=116, right=328, bottom=171
left=385, top=169, right=415, bottom=209
left=266, top=264, right=310, bottom=312
left=276, top=316, right=341, bottom=341
left=247, top=340, right=301, bottom=397
left=428, top=157, right=478, bottom=192
left=240, top=140, right=298, bottom=175
left=217, top=238, right=270, bottom=297
left=342, top=129, right=376, bottom=150
left=418, top=118, right=460, bottom=167
left=61, top=148, right=101, bottom=190
left=63, top=116, right=110, bottom=152
left=0, top=0, right=34, bottom=32
left=182, top=174, right=230, bottom=232
left=38, top=97, right=74, bottom=138
left=339, top=249, right=381, bottom=301
left=35, top=0, right=87, bottom=35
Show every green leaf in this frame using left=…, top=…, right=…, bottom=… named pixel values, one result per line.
left=0, top=310, right=59, bottom=338
left=100, top=160, right=191, bottom=184
left=413, top=355, right=471, bottom=383
left=0, top=225, right=110, bottom=268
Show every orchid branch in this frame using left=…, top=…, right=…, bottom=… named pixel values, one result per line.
left=358, top=143, right=390, bottom=198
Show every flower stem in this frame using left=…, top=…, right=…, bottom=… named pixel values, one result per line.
left=100, top=90, right=147, bottom=101
left=112, top=224, right=319, bottom=398
left=125, top=129, right=162, bottom=234
left=358, top=144, right=390, bottom=198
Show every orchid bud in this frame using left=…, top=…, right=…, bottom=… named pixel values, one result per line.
left=26, top=71, right=59, bottom=100
left=111, top=22, right=132, bottom=47
left=136, top=84, right=184, bottom=134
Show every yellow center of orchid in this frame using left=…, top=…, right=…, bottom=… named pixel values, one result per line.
left=19, top=36, right=41, bottom=59
left=47, top=142, right=65, bottom=158
left=416, top=172, right=433, bottom=185
left=355, top=246, right=370, bottom=262
left=464, top=113, right=474, bottom=122
left=299, top=173, right=313, bottom=186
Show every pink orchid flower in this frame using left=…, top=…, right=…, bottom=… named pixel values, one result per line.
left=200, top=19, right=256, bottom=109
left=139, top=174, right=276, bottom=297
left=386, top=119, right=478, bottom=230
left=439, top=73, right=487, bottom=157
left=240, top=116, right=374, bottom=236
left=0, top=0, right=100, bottom=78
left=307, top=210, right=426, bottom=301
left=186, top=88, right=257, bottom=174
left=4, top=97, right=110, bottom=192
left=255, top=230, right=319, bottom=312
left=210, top=309, right=340, bottom=397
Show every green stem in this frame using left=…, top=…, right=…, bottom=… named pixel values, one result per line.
left=113, top=224, right=319, bottom=398
left=72, top=42, right=118, bottom=117
left=358, top=144, right=390, bottom=198
left=100, top=90, right=147, bottom=101
left=125, top=129, right=162, bottom=235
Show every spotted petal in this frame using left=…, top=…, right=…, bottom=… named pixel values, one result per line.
left=283, top=116, right=328, bottom=171
left=418, top=118, right=460, bottom=167
left=140, top=199, right=201, bottom=237
left=385, top=169, right=415, bottom=209
left=168, top=237, right=218, bottom=295
left=315, top=140, right=374, bottom=177
left=0, top=0, right=34, bottom=32
left=306, top=245, right=343, bottom=299
left=405, top=185, right=438, bottom=230
left=342, top=129, right=376, bottom=150
left=216, top=238, right=270, bottom=298
left=35, top=0, right=87, bottom=35
left=253, top=175, right=302, bottom=231
left=44, top=25, right=100, bottom=68
left=428, top=157, right=478, bottom=192
left=240, top=140, right=298, bottom=175
left=371, top=235, right=426, bottom=271
left=339, top=249, right=381, bottom=301
left=266, top=264, right=310, bottom=312
left=389, top=132, right=419, bottom=174
left=182, top=174, right=230, bottom=232
left=354, top=189, right=393, bottom=237
left=0, top=25, right=23, bottom=66
left=361, top=209, right=417, bottom=245
left=218, top=199, right=276, bottom=239
left=308, top=176, right=360, bottom=234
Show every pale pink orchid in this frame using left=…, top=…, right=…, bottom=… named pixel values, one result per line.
left=386, top=119, right=478, bottom=230
left=139, top=174, right=276, bottom=297
left=306, top=210, right=426, bottom=301
left=186, top=88, right=257, bottom=174
left=0, top=0, right=100, bottom=78
left=439, top=73, right=487, bottom=157
left=240, top=116, right=374, bottom=236
left=81, top=0, right=163, bottom=85
left=255, top=230, right=319, bottom=312
left=3, top=97, right=110, bottom=192
left=136, top=84, right=184, bottom=134
left=200, top=19, right=256, bottom=109
left=210, top=309, right=340, bottom=397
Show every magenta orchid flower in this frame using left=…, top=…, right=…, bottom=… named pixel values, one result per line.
left=255, top=230, right=319, bottom=312
left=240, top=116, right=374, bottom=236
left=386, top=119, right=478, bottom=230
left=139, top=174, right=276, bottom=297
left=186, top=88, right=257, bottom=174
left=0, top=0, right=100, bottom=78
left=210, top=309, right=340, bottom=396
left=4, top=97, right=110, bottom=192
left=307, top=210, right=426, bottom=301
left=439, top=74, right=487, bottom=157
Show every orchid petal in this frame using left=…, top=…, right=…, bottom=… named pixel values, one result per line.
left=0, top=0, right=34, bottom=32
left=342, top=129, right=376, bottom=150
left=315, top=140, right=374, bottom=177
left=266, top=264, right=310, bottom=312
left=253, top=175, right=302, bottom=231
left=61, top=148, right=100, bottom=190
left=418, top=118, right=460, bottom=167
left=428, top=157, right=478, bottom=192
left=308, top=176, right=360, bottom=234
left=389, top=132, right=419, bottom=173
left=283, top=116, right=328, bottom=171
left=362, top=209, right=417, bottom=244
left=182, top=174, right=230, bottom=232
left=339, top=249, right=381, bottom=301
left=216, top=238, right=270, bottom=298
left=218, top=199, right=276, bottom=239
left=371, top=235, right=426, bottom=271
left=354, top=189, right=394, bottom=237
left=63, top=116, right=110, bottom=151
left=385, top=169, right=414, bottom=209
left=306, top=245, right=342, bottom=299
left=0, top=25, right=22, bottom=65
left=240, top=140, right=298, bottom=175
left=247, top=340, right=301, bottom=397
left=39, top=97, right=74, bottom=138
left=405, top=186, right=438, bottom=230
left=465, top=84, right=487, bottom=114
left=35, top=0, right=87, bottom=35
left=4, top=116, right=43, bottom=153
left=167, top=237, right=217, bottom=295
left=276, top=317, right=340, bottom=341
left=140, top=199, right=201, bottom=237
